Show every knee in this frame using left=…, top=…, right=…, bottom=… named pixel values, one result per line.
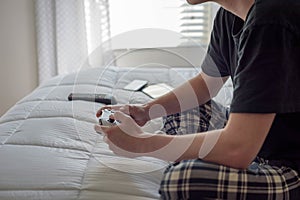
left=159, top=160, right=220, bottom=200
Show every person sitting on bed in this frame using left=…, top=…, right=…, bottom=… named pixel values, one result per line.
left=95, top=0, right=300, bottom=199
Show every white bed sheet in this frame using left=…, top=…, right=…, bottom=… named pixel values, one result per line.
left=0, top=66, right=232, bottom=200
left=0, top=66, right=205, bottom=200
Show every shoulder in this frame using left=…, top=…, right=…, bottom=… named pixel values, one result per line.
left=245, top=0, right=300, bottom=35
left=211, top=8, right=237, bottom=39
left=214, top=7, right=235, bottom=27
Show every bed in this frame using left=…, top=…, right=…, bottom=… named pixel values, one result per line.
left=0, top=66, right=232, bottom=200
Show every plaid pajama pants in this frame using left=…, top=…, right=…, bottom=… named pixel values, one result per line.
left=159, top=100, right=300, bottom=200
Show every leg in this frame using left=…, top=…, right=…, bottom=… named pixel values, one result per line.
left=159, top=159, right=300, bottom=200
left=162, top=100, right=228, bottom=135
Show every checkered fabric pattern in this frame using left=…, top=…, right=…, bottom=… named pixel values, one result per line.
left=161, top=100, right=228, bottom=135
left=159, top=101, right=300, bottom=200
left=159, top=159, right=300, bottom=200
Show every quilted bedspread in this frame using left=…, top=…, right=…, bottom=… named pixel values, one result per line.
left=0, top=66, right=213, bottom=200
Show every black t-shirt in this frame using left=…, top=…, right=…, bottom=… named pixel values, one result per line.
left=202, top=0, right=300, bottom=172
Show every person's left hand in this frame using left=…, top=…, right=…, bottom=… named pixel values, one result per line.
left=94, top=111, right=152, bottom=158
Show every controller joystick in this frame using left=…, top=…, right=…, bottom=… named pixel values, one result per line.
left=99, top=109, right=119, bottom=127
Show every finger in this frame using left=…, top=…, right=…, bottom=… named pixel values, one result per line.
left=113, top=111, right=133, bottom=124
left=96, top=105, right=127, bottom=117
left=118, top=105, right=131, bottom=115
left=94, top=124, right=110, bottom=135
left=113, top=112, right=144, bottom=136
left=103, top=134, right=108, bottom=143
left=96, top=106, right=112, bottom=117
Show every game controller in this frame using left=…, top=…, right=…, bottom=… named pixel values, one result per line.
left=99, top=109, right=119, bottom=127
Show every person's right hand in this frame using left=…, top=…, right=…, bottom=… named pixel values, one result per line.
left=96, top=104, right=150, bottom=127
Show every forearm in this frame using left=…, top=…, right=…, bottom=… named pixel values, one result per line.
left=142, top=130, right=216, bottom=162
left=142, top=113, right=275, bottom=169
left=143, top=129, right=248, bottom=169
left=104, top=126, right=243, bottom=167
left=143, top=73, right=213, bottom=119
left=99, top=111, right=274, bottom=170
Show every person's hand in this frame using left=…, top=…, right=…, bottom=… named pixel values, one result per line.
left=94, top=111, right=152, bottom=158
left=96, top=104, right=150, bottom=126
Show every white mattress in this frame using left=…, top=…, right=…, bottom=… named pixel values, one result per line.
left=0, top=66, right=210, bottom=200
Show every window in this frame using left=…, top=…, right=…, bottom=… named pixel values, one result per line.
left=84, top=0, right=111, bottom=55
left=180, top=2, right=214, bottom=46
left=109, top=0, right=218, bottom=48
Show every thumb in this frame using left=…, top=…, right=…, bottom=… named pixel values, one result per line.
left=94, top=124, right=111, bottom=135
left=113, top=111, right=133, bottom=124
left=113, top=111, right=144, bottom=136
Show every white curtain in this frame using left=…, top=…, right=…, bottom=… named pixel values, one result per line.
left=35, top=0, right=112, bottom=84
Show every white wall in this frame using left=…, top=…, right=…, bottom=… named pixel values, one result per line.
left=0, top=0, right=38, bottom=116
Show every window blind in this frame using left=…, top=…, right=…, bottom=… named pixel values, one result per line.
left=87, top=0, right=216, bottom=49
left=84, top=0, right=111, bottom=55
left=180, top=2, right=213, bottom=46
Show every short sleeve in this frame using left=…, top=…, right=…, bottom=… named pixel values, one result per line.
left=230, top=24, right=300, bottom=113
left=201, top=8, right=231, bottom=77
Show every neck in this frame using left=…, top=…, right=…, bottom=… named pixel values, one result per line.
left=215, top=0, right=254, bottom=20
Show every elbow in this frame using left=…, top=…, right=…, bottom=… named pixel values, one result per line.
left=229, top=153, right=253, bottom=169
left=225, top=149, right=255, bottom=169
left=204, top=145, right=255, bottom=170
left=210, top=91, right=220, bottom=99
left=206, top=84, right=223, bottom=99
